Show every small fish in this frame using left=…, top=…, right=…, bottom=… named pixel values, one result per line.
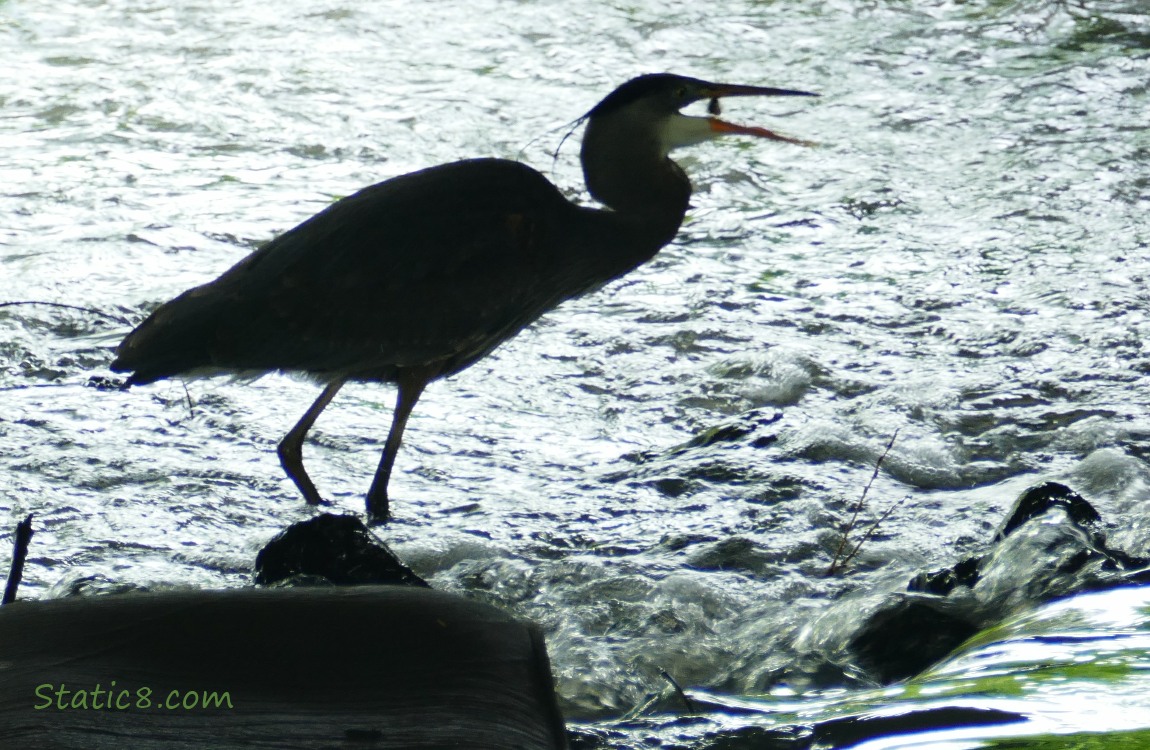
left=708, top=97, right=721, bottom=116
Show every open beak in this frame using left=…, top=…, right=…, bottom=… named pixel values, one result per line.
left=702, top=83, right=818, bottom=146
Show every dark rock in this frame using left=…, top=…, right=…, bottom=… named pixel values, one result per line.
left=909, top=481, right=1148, bottom=601
left=975, top=480, right=1150, bottom=610
left=651, top=477, right=694, bottom=497
left=675, top=410, right=783, bottom=453
left=997, top=481, right=1101, bottom=541
left=884, top=480, right=1150, bottom=686
left=253, top=513, right=428, bottom=587
left=84, top=375, right=129, bottom=391
left=908, top=556, right=981, bottom=595
left=847, top=594, right=979, bottom=684
left=687, top=537, right=774, bottom=575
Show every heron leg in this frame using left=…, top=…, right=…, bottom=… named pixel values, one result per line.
left=278, top=378, right=346, bottom=506
left=365, top=370, right=431, bottom=524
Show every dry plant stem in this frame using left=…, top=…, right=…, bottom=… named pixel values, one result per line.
left=825, top=430, right=900, bottom=576
left=3, top=514, right=34, bottom=605
left=838, top=494, right=910, bottom=572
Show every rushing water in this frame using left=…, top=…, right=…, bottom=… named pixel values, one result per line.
left=2, top=0, right=1149, bottom=743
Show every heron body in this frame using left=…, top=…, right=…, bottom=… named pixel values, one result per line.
left=111, top=73, right=816, bottom=523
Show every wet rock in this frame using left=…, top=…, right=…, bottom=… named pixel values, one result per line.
left=651, top=477, right=694, bottom=497
left=996, top=481, right=1102, bottom=540
left=847, top=594, right=979, bottom=683
left=84, top=375, right=128, bottom=391
left=604, top=410, right=782, bottom=487
left=909, top=481, right=1148, bottom=607
left=253, top=513, right=428, bottom=587
left=907, top=556, right=980, bottom=596
left=687, top=537, right=775, bottom=576
left=675, top=411, right=782, bottom=453
left=972, top=497, right=1148, bottom=613
left=999, top=484, right=1150, bottom=574
left=744, top=481, right=1150, bottom=695
left=850, top=481, right=1150, bottom=686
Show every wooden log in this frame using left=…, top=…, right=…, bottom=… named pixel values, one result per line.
left=0, top=586, right=568, bottom=749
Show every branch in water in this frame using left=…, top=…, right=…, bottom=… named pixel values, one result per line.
left=3, top=514, right=34, bottom=605
left=825, top=430, right=900, bottom=577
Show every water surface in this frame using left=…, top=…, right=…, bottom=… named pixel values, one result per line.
left=2, top=0, right=1149, bottom=738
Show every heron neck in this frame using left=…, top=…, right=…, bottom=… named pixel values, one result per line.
left=580, top=121, right=692, bottom=248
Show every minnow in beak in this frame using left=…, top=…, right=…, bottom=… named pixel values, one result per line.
left=661, top=80, right=819, bottom=151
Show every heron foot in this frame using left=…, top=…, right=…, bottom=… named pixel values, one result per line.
left=365, top=496, right=391, bottom=525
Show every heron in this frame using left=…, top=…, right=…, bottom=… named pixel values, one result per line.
left=111, top=73, right=817, bottom=524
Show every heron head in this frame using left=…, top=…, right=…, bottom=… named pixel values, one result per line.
left=585, top=73, right=818, bottom=155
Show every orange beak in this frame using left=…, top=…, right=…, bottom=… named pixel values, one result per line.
left=703, top=82, right=818, bottom=146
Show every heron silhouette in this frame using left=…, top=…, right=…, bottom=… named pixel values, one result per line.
left=111, top=73, right=817, bottom=523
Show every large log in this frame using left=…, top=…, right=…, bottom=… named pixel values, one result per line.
left=0, top=586, right=568, bottom=749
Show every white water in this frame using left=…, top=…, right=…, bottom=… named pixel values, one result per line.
left=2, top=0, right=1149, bottom=728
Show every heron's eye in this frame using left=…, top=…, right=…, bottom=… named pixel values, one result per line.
left=708, top=98, right=721, bottom=116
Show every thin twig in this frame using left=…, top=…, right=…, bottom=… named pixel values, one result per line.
left=838, top=495, right=910, bottom=572
left=825, top=430, right=899, bottom=576
left=827, top=481, right=869, bottom=572
left=3, top=514, right=34, bottom=605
